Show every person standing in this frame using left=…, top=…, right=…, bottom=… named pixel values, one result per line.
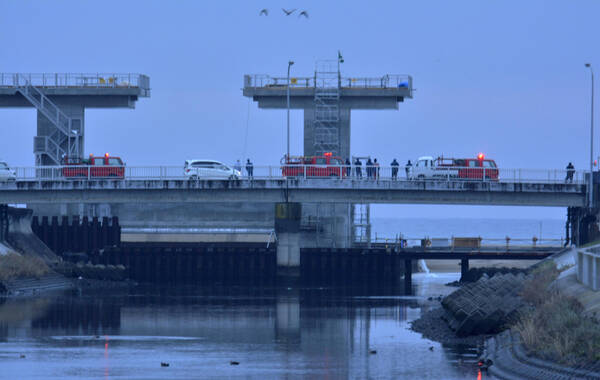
left=345, top=158, right=351, bottom=177
left=355, top=158, right=362, bottom=178
left=391, top=159, right=399, bottom=180
left=234, top=159, right=242, bottom=173
left=246, top=159, right=254, bottom=178
left=565, top=162, right=575, bottom=183
left=374, top=158, right=380, bottom=180
left=366, top=158, right=373, bottom=179
left=405, top=160, right=412, bottom=179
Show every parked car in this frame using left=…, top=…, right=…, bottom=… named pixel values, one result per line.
left=0, top=160, right=16, bottom=182
left=184, top=159, right=241, bottom=180
left=281, top=153, right=346, bottom=178
left=62, top=154, right=125, bottom=179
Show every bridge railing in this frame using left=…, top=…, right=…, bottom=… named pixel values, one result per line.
left=244, top=74, right=413, bottom=90
left=8, top=165, right=586, bottom=185
left=360, top=236, right=565, bottom=249
left=0, top=73, right=150, bottom=91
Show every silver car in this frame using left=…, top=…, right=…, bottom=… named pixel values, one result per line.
left=184, top=159, right=241, bottom=180
left=0, top=161, right=16, bottom=182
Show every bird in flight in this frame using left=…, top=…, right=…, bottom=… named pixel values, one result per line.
left=298, top=10, right=309, bottom=18
left=259, top=9, right=268, bottom=16
left=282, top=8, right=296, bottom=16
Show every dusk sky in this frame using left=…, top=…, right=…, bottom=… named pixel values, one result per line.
left=1, top=0, right=598, bottom=220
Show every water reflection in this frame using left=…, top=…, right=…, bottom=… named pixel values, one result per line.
left=0, top=274, right=490, bottom=379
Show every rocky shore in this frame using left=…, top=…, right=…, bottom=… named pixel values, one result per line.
left=411, top=262, right=600, bottom=379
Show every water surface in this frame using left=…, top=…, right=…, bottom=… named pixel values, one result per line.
left=0, top=273, right=491, bottom=379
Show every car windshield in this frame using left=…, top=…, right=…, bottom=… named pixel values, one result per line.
left=108, top=158, right=122, bottom=165
left=483, top=160, right=496, bottom=168
left=0, top=163, right=8, bottom=169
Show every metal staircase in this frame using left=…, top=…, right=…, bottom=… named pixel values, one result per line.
left=313, top=60, right=340, bottom=156
left=15, top=74, right=82, bottom=166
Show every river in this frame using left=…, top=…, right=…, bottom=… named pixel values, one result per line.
left=0, top=272, right=496, bottom=379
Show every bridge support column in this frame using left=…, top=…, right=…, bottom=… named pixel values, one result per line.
left=404, top=259, right=412, bottom=295
left=275, top=203, right=302, bottom=280
left=460, top=259, right=469, bottom=281
left=0, top=204, right=8, bottom=242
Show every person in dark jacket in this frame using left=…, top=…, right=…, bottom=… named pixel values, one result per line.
left=405, top=160, right=412, bottom=179
left=355, top=158, right=362, bottom=178
left=345, top=158, right=351, bottom=177
left=391, top=159, right=399, bottom=180
left=565, top=162, right=575, bottom=183
left=246, top=159, right=254, bottom=178
left=366, top=158, right=373, bottom=179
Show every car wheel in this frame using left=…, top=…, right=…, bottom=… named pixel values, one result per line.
left=189, top=175, right=198, bottom=180
left=417, top=174, right=425, bottom=180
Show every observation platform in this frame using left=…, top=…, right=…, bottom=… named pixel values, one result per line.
left=0, top=73, right=150, bottom=166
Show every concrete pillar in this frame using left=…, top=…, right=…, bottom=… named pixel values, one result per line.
left=303, top=107, right=350, bottom=159
left=404, top=259, right=412, bottom=295
left=275, top=203, right=302, bottom=279
left=460, top=259, right=469, bottom=281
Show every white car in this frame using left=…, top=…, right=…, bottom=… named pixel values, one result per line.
left=184, top=159, right=241, bottom=180
left=0, top=160, right=16, bottom=182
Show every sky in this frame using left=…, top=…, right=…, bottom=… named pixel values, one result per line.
left=0, top=0, right=598, bottom=220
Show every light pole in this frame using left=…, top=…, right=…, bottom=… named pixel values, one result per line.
left=586, top=63, right=595, bottom=208
left=287, top=60, right=294, bottom=161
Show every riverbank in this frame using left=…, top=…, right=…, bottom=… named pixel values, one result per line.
left=412, top=249, right=600, bottom=379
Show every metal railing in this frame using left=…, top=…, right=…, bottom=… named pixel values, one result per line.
left=244, top=74, right=413, bottom=90
left=357, top=236, right=565, bottom=249
left=0, top=73, right=150, bottom=91
left=5, top=165, right=587, bottom=185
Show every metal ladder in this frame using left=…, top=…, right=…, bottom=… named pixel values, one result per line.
left=14, top=74, right=82, bottom=166
left=313, top=60, right=340, bottom=156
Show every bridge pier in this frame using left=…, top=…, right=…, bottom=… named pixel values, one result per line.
left=404, top=259, right=412, bottom=295
left=275, top=203, right=302, bottom=281
left=460, top=259, right=469, bottom=281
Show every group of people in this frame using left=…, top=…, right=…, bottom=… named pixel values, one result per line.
left=351, top=158, right=413, bottom=180
left=234, top=159, right=254, bottom=177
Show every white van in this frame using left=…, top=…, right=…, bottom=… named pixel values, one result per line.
left=0, top=160, right=16, bottom=182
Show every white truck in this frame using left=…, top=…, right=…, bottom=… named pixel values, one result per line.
left=409, top=156, right=458, bottom=180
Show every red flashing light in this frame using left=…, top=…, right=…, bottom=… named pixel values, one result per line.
left=89, top=154, right=94, bottom=157
left=477, top=153, right=485, bottom=160
left=105, top=153, right=109, bottom=158
left=324, top=152, right=332, bottom=157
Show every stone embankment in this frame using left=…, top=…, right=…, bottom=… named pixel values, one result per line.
left=441, top=272, right=527, bottom=336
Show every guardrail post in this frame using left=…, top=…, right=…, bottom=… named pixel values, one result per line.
left=269, top=166, right=272, bottom=178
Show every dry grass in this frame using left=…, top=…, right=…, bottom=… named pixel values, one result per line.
left=0, top=252, right=50, bottom=282
left=515, top=261, right=600, bottom=365
left=520, top=261, right=559, bottom=305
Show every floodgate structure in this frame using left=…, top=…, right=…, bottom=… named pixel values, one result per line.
left=0, top=67, right=596, bottom=286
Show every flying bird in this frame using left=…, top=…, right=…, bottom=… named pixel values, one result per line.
left=282, top=8, right=296, bottom=16
left=299, top=10, right=309, bottom=18
left=259, top=9, right=268, bottom=16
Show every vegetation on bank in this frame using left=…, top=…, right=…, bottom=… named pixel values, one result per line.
left=514, top=261, right=600, bottom=365
left=0, top=253, right=50, bottom=282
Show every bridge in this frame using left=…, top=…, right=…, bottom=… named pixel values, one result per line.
left=0, top=165, right=586, bottom=206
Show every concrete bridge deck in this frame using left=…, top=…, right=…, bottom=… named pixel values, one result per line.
left=0, top=176, right=585, bottom=206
